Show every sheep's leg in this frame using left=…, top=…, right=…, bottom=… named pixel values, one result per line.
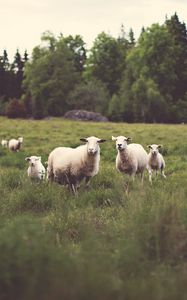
left=85, top=176, right=91, bottom=188
left=140, top=171, right=144, bottom=186
left=125, top=174, right=134, bottom=194
left=161, top=167, right=166, bottom=179
left=148, top=169, right=153, bottom=184
left=124, top=179, right=129, bottom=195
left=70, top=183, right=77, bottom=195
left=47, top=168, right=54, bottom=182
left=64, top=174, right=77, bottom=195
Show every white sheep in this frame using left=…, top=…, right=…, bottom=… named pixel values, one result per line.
left=47, top=136, right=106, bottom=193
left=1, top=139, right=8, bottom=147
left=25, top=156, right=46, bottom=180
left=8, top=137, right=23, bottom=152
left=147, top=144, right=166, bottom=183
left=112, top=136, right=148, bottom=185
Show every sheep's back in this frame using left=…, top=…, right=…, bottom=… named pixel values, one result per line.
left=128, top=143, right=148, bottom=168
left=8, top=139, right=18, bottom=150
left=49, top=146, right=86, bottom=175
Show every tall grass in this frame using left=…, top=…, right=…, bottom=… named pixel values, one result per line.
left=0, top=117, right=187, bottom=299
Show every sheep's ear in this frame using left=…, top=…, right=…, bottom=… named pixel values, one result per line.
left=158, top=145, right=163, bottom=149
left=36, top=156, right=41, bottom=161
left=25, top=157, right=30, bottom=161
left=147, top=145, right=152, bottom=149
left=112, top=136, right=117, bottom=141
left=98, top=139, right=106, bottom=143
left=80, top=138, right=88, bottom=142
left=126, top=137, right=131, bottom=142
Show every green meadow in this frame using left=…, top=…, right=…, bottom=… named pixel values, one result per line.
left=0, top=117, right=187, bottom=300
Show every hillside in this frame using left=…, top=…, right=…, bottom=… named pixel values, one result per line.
left=0, top=117, right=187, bottom=300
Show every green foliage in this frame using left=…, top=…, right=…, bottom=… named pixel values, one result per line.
left=84, top=32, right=130, bottom=96
left=63, top=35, right=87, bottom=73
left=2, top=14, right=187, bottom=123
left=0, top=49, right=27, bottom=101
left=0, top=117, right=187, bottom=299
left=165, top=13, right=187, bottom=101
left=118, top=14, right=187, bottom=123
left=107, top=94, right=123, bottom=121
left=23, top=32, right=82, bottom=118
left=67, top=80, right=110, bottom=113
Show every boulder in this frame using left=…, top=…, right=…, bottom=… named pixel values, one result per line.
left=63, top=110, right=108, bottom=122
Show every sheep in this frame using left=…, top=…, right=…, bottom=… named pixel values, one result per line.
left=1, top=139, right=8, bottom=147
left=47, top=136, right=106, bottom=194
left=25, top=156, right=46, bottom=180
left=112, top=136, right=148, bottom=185
left=8, top=137, right=23, bottom=152
left=147, top=144, right=166, bottom=183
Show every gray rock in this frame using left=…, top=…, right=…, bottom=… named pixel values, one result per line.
left=63, top=110, right=108, bottom=122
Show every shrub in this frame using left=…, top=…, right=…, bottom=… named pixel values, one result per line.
left=67, top=80, right=110, bottom=114
left=5, top=98, right=27, bottom=118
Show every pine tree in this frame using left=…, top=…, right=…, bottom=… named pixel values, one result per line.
left=128, top=28, right=135, bottom=47
left=0, top=50, right=9, bottom=96
left=23, top=50, right=29, bottom=64
left=165, top=13, right=187, bottom=101
left=12, top=49, right=24, bottom=98
left=0, top=55, right=5, bottom=96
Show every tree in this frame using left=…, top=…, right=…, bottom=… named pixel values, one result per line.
left=0, top=50, right=9, bottom=97
left=119, top=23, right=177, bottom=122
left=84, top=32, right=129, bottom=96
left=128, top=28, right=135, bottom=47
left=67, top=80, right=109, bottom=113
left=165, top=13, right=187, bottom=102
left=0, top=55, right=6, bottom=97
left=131, top=76, right=168, bottom=122
left=23, top=32, right=81, bottom=118
left=63, top=35, right=87, bottom=74
left=12, top=49, right=24, bottom=98
left=108, top=94, right=123, bottom=121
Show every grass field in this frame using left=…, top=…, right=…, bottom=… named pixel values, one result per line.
left=0, top=116, right=187, bottom=300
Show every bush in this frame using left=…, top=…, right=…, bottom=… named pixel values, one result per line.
left=6, top=98, right=27, bottom=118
left=67, top=80, right=110, bottom=114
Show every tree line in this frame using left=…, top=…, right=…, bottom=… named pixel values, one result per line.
left=0, top=13, right=187, bottom=123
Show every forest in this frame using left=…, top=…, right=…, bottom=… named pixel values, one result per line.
left=0, top=13, right=187, bottom=123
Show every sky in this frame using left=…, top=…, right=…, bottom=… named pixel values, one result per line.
left=0, top=0, right=187, bottom=61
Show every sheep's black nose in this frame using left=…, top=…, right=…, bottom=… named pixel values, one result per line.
left=118, top=144, right=122, bottom=148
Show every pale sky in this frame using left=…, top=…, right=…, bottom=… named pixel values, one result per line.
left=0, top=0, right=187, bottom=61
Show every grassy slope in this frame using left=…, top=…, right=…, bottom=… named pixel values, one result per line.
left=0, top=117, right=187, bottom=300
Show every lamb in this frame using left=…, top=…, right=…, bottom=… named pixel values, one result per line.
left=112, top=136, right=148, bottom=185
left=8, top=137, right=23, bottom=152
left=147, top=144, right=166, bottom=183
left=1, top=139, right=8, bottom=147
left=25, top=156, right=46, bottom=180
left=47, top=136, right=106, bottom=193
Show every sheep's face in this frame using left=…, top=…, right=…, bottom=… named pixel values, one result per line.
left=148, top=144, right=162, bottom=156
left=25, top=156, right=41, bottom=166
left=80, top=136, right=106, bottom=155
left=1, top=140, right=8, bottom=146
left=112, top=136, right=131, bottom=151
left=18, top=137, right=23, bottom=143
